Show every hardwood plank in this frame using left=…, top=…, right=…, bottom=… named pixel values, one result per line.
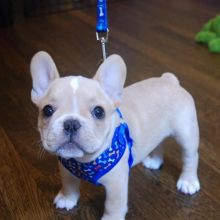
left=0, top=127, right=54, bottom=219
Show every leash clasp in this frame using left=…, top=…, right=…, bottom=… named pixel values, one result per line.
left=96, top=29, right=109, bottom=61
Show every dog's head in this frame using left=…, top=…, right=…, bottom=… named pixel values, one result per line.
left=30, top=51, right=126, bottom=159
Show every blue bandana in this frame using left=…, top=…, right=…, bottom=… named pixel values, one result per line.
left=58, top=109, right=133, bottom=185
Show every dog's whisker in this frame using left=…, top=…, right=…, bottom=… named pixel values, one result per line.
left=31, top=139, right=42, bottom=148
left=38, top=146, right=46, bottom=159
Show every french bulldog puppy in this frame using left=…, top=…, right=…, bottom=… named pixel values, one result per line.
left=30, top=51, right=200, bottom=220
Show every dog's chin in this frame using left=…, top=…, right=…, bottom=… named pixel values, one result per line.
left=55, top=142, right=85, bottom=159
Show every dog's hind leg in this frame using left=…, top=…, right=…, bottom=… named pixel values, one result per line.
left=173, top=104, right=200, bottom=195
left=142, top=144, right=164, bottom=170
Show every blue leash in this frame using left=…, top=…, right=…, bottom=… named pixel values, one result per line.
left=96, top=0, right=109, bottom=60
left=96, top=0, right=108, bottom=32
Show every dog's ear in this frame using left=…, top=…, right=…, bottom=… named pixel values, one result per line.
left=30, top=51, right=59, bottom=105
left=94, top=54, right=127, bottom=107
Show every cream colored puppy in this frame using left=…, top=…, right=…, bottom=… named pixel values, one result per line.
left=30, top=51, right=200, bottom=220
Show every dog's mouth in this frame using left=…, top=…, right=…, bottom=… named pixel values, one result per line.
left=55, top=141, right=85, bottom=159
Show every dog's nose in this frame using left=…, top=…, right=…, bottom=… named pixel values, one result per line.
left=63, top=119, right=81, bottom=135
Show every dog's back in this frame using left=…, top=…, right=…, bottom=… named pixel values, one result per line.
left=121, top=73, right=198, bottom=166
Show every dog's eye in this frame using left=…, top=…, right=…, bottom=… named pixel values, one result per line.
left=42, top=105, right=54, bottom=117
left=92, top=106, right=105, bottom=119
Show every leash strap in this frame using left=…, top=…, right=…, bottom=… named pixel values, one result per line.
left=96, top=0, right=108, bottom=32
left=96, top=0, right=109, bottom=61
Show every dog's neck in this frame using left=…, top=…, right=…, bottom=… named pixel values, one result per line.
left=58, top=108, right=133, bottom=185
left=73, top=109, right=121, bottom=163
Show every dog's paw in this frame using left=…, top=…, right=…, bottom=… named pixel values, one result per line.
left=142, top=156, right=163, bottom=170
left=53, top=191, right=79, bottom=210
left=177, top=177, right=200, bottom=195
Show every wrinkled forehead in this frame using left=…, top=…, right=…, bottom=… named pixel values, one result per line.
left=41, top=76, right=112, bottom=107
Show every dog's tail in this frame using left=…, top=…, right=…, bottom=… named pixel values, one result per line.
left=161, top=72, right=179, bottom=85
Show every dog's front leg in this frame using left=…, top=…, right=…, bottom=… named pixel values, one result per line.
left=101, top=164, right=129, bottom=220
left=54, top=161, right=80, bottom=210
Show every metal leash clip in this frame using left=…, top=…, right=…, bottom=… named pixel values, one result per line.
left=96, top=29, right=109, bottom=61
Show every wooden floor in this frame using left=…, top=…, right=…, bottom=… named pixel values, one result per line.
left=0, top=0, right=220, bottom=219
